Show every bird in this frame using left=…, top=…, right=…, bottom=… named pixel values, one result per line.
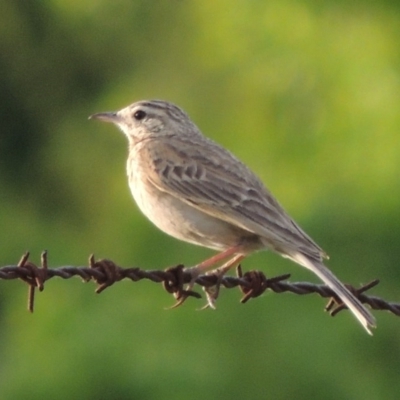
left=89, top=99, right=376, bottom=333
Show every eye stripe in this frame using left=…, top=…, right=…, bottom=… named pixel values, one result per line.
left=134, top=101, right=189, bottom=124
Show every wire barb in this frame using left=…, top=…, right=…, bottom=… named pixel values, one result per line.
left=236, top=264, right=292, bottom=304
left=16, top=251, right=48, bottom=312
left=163, top=264, right=202, bottom=308
left=1, top=252, right=399, bottom=321
left=325, top=279, right=380, bottom=316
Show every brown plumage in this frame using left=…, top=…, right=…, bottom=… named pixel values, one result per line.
left=90, top=99, right=376, bottom=333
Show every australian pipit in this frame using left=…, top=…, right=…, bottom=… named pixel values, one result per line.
left=90, top=99, right=375, bottom=333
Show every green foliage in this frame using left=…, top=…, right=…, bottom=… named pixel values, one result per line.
left=1, top=0, right=399, bottom=399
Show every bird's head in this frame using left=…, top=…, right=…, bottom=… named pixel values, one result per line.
left=89, top=99, right=201, bottom=144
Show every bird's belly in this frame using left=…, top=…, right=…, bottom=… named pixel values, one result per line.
left=129, top=177, right=259, bottom=251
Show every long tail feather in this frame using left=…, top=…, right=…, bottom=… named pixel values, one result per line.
left=290, top=252, right=376, bottom=334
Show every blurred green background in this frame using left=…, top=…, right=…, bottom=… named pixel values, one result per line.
left=1, top=0, right=399, bottom=399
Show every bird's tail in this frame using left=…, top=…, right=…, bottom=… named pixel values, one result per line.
left=289, top=252, right=376, bottom=334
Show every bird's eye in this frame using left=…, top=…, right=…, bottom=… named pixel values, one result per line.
left=133, top=110, right=146, bottom=120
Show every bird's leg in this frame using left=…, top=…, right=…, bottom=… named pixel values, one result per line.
left=182, top=246, right=245, bottom=308
left=202, top=253, right=245, bottom=309
left=171, top=247, right=245, bottom=309
left=186, top=245, right=243, bottom=280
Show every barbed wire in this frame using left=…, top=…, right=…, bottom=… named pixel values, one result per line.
left=1, top=251, right=399, bottom=319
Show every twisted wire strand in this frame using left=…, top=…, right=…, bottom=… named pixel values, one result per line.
left=1, top=252, right=399, bottom=318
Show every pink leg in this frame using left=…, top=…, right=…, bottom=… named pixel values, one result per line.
left=215, top=253, right=245, bottom=274
left=187, top=245, right=246, bottom=289
left=195, top=245, right=244, bottom=273
left=174, top=247, right=246, bottom=308
left=202, top=253, right=246, bottom=309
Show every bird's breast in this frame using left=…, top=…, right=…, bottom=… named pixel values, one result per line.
left=126, top=156, right=261, bottom=251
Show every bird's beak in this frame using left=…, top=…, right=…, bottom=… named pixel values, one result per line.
left=89, top=111, right=121, bottom=124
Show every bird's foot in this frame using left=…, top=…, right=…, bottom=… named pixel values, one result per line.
left=200, top=268, right=226, bottom=310
left=199, top=256, right=244, bottom=309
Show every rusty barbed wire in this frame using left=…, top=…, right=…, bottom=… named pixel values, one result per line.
left=1, top=251, right=399, bottom=319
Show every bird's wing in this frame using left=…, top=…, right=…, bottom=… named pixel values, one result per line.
left=143, top=135, right=325, bottom=259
